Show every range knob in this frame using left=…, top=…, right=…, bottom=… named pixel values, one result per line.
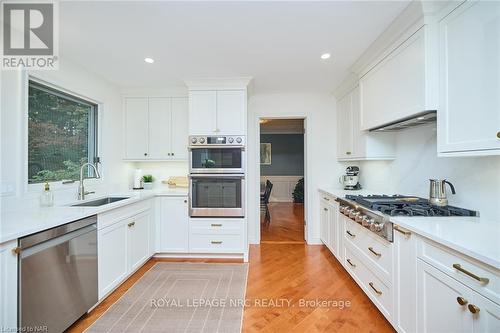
left=349, top=210, right=360, bottom=219
left=199, top=137, right=205, bottom=144
left=371, top=222, right=385, bottom=232
left=191, top=137, right=197, bottom=144
left=236, top=137, right=242, bottom=143
left=228, top=137, right=234, bottom=143
left=355, top=214, right=365, bottom=223
left=343, top=208, right=353, bottom=216
left=361, top=216, right=373, bottom=227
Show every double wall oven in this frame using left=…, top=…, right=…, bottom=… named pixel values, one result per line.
left=189, top=135, right=245, bottom=218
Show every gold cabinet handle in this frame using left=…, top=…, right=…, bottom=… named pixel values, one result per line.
left=128, top=221, right=135, bottom=227
left=323, top=208, right=328, bottom=211
left=12, top=247, right=22, bottom=255
left=368, top=247, right=382, bottom=257
left=452, top=264, right=489, bottom=284
left=211, top=223, right=222, bottom=227
left=346, top=230, right=355, bottom=238
left=346, top=259, right=356, bottom=268
left=468, top=304, right=480, bottom=314
left=456, top=297, right=468, bottom=306
left=369, top=282, right=382, bottom=295
left=323, top=197, right=330, bottom=201
left=346, top=151, right=352, bottom=155
left=394, top=225, right=411, bottom=237
left=211, top=241, right=223, bottom=244
left=497, top=131, right=500, bottom=139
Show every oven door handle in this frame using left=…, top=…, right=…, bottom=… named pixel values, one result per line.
left=189, top=145, right=245, bottom=150
left=189, top=174, right=245, bottom=179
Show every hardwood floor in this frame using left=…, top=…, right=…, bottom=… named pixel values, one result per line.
left=68, top=245, right=393, bottom=333
left=261, top=203, right=304, bottom=243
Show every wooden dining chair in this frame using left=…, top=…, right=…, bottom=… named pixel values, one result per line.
left=260, top=180, right=273, bottom=223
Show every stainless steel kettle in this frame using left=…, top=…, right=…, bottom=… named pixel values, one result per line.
left=429, top=179, right=456, bottom=206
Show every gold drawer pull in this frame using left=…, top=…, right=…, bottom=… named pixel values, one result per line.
left=453, top=264, right=489, bottom=284
left=468, top=304, right=480, bottom=314
left=127, top=222, right=135, bottom=227
left=211, top=241, right=223, bottom=245
left=368, top=247, right=381, bottom=257
left=323, top=208, right=328, bottom=211
left=394, top=225, right=411, bottom=236
left=369, top=282, right=382, bottom=295
left=346, top=151, right=352, bottom=155
left=12, top=247, right=22, bottom=255
left=211, top=224, right=222, bottom=227
left=346, top=230, right=355, bottom=238
left=497, top=131, right=500, bottom=139
left=323, top=197, right=330, bottom=201
left=456, top=297, right=468, bottom=306
left=346, top=259, right=356, bottom=267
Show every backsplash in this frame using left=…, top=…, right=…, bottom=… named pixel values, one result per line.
left=128, top=161, right=189, bottom=190
left=356, top=124, right=500, bottom=221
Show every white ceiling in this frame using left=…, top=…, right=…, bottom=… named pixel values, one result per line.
left=59, top=1, right=409, bottom=93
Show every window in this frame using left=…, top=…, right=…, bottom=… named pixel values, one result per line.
left=28, top=80, right=98, bottom=184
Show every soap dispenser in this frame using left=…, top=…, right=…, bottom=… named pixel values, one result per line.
left=40, top=182, right=54, bottom=207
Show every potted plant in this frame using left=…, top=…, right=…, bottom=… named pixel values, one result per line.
left=292, top=178, right=304, bottom=203
left=142, top=174, right=154, bottom=190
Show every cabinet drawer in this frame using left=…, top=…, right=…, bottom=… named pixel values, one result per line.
left=344, top=245, right=393, bottom=319
left=189, top=219, right=244, bottom=235
left=417, top=237, right=499, bottom=304
left=343, top=217, right=393, bottom=283
left=189, top=234, right=244, bottom=253
left=98, top=199, right=152, bottom=230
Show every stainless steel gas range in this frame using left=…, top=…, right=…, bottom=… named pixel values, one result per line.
left=337, top=195, right=478, bottom=242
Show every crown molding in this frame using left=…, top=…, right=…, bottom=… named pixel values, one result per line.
left=184, top=77, right=253, bottom=91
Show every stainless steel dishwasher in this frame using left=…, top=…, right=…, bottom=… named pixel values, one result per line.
left=18, top=215, right=98, bottom=333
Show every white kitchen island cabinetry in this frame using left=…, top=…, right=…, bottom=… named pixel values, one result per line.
left=159, top=196, right=189, bottom=253
left=437, top=0, right=500, bottom=156
left=97, top=200, right=152, bottom=299
left=188, top=90, right=246, bottom=135
left=320, top=194, right=340, bottom=260
left=0, top=240, right=18, bottom=331
left=124, top=97, right=188, bottom=160
left=337, top=86, right=395, bottom=161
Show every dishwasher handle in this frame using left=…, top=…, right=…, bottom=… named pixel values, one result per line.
left=19, top=224, right=96, bottom=259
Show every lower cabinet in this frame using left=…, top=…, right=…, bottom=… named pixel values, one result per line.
left=319, top=194, right=340, bottom=259
left=98, top=207, right=151, bottom=299
left=320, top=199, right=331, bottom=248
left=159, top=196, right=189, bottom=253
left=0, top=240, right=18, bottom=331
left=189, top=219, right=245, bottom=253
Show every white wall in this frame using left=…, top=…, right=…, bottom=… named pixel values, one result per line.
left=0, top=58, right=129, bottom=211
left=354, top=124, right=500, bottom=221
left=247, top=93, right=341, bottom=244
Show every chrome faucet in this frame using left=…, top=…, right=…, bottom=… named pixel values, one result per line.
left=78, top=162, right=101, bottom=200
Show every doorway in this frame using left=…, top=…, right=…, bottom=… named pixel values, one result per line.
left=259, top=118, right=305, bottom=244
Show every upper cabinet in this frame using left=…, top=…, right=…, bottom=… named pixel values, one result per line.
left=337, top=86, right=395, bottom=161
left=124, top=97, right=188, bottom=160
left=189, top=90, right=246, bottom=135
left=437, top=0, right=500, bottom=156
left=359, top=26, right=437, bottom=131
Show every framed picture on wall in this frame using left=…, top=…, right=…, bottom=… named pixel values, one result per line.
left=260, top=143, right=272, bottom=165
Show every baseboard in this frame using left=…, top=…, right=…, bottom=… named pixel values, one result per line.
left=154, top=253, right=245, bottom=260
left=307, top=237, right=323, bottom=245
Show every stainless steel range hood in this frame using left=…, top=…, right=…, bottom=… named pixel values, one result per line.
left=369, top=110, right=437, bottom=132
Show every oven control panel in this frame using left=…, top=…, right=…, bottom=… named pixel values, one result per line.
left=189, top=135, right=245, bottom=146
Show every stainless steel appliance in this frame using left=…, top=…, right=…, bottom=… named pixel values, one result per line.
left=338, top=194, right=478, bottom=242
left=189, top=135, right=245, bottom=174
left=429, top=179, right=456, bottom=206
left=189, top=174, right=245, bottom=217
left=340, top=166, right=361, bottom=190
left=18, top=216, right=98, bottom=333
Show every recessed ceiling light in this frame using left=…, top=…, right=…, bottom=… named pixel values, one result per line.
left=320, top=53, right=331, bottom=60
left=144, top=57, right=154, bottom=64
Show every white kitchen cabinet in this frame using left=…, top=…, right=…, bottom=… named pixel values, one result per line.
left=124, top=97, right=188, bottom=160
left=148, top=98, right=172, bottom=160
left=393, top=226, right=417, bottom=333
left=472, top=293, right=500, bottom=332
left=188, top=218, right=245, bottom=253
left=98, top=220, right=129, bottom=298
left=320, top=199, right=331, bottom=248
left=171, top=98, right=189, bottom=159
left=216, top=90, right=246, bottom=134
left=189, top=90, right=246, bottom=135
left=337, top=86, right=395, bottom=161
left=417, top=259, right=477, bottom=333
left=125, top=98, right=149, bottom=159
left=0, top=240, right=17, bottom=331
left=437, top=0, right=500, bottom=156
left=128, top=211, right=150, bottom=272
left=159, top=196, right=189, bottom=253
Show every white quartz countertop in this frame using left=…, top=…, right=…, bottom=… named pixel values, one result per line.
left=319, top=187, right=500, bottom=269
left=0, top=188, right=188, bottom=244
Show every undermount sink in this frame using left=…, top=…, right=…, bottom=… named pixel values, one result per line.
left=71, top=197, right=130, bottom=207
